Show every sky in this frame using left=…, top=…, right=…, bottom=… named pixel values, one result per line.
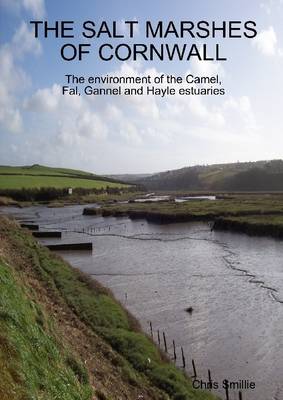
left=0, top=0, right=283, bottom=174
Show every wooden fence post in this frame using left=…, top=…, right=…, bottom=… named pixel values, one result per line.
left=173, top=340, right=177, bottom=361
left=181, top=347, right=186, bottom=368
left=163, top=332, right=168, bottom=353
left=192, top=359, right=197, bottom=378
left=208, top=369, right=212, bottom=390
left=224, top=380, right=229, bottom=400
left=149, top=321, right=153, bottom=338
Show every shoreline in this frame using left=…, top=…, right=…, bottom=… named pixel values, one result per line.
left=3, top=192, right=283, bottom=241
left=83, top=201, right=283, bottom=240
left=213, top=216, right=283, bottom=239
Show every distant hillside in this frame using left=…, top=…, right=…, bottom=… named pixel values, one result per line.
left=138, top=160, right=283, bottom=191
left=106, top=173, right=153, bottom=183
left=0, top=164, right=130, bottom=190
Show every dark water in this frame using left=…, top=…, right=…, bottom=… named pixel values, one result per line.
left=2, top=204, right=283, bottom=400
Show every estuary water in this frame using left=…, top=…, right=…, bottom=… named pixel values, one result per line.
left=2, top=204, right=283, bottom=400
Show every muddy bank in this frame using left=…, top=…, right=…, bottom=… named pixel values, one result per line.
left=83, top=206, right=214, bottom=223
left=213, top=217, right=283, bottom=239
left=83, top=206, right=283, bottom=237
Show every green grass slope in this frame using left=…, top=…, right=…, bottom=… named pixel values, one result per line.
left=0, top=260, right=92, bottom=400
left=0, top=175, right=128, bottom=190
left=0, top=165, right=129, bottom=190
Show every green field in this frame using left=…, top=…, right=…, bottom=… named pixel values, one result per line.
left=0, top=175, right=128, bottom=189
left=0, top=164, right=129, bottom=190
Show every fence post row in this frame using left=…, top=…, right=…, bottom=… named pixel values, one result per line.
left=147, top=325, right=243, bottom=399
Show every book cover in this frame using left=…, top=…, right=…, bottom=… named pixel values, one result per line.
left=0, top=1, right=282, bottom=399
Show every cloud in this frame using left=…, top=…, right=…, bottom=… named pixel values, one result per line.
left=260, top=3, right=271, bottom=14
left=2, top=68, right=261, bottom=173
left=24, top=62, right=258, bottom=160
left=260, top=0, right=283, bottom=14
left=12, top=21, right=42, bottom=57
left=0, top=22, right=42, bottom=133
left=23, top=0, right=45, bottom=18
left=26, top=84, right=62, bottom=112
left=25, top=84, right=108, bottom=145
left=190, top=58, right=226, bottom=78
left=0, top=0, right=45, bottom=18
left=0, top=46, right=25, bottom=133
left=253, top=26, right=279, bottom=56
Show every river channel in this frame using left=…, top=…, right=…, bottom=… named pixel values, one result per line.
left=2, top=204, right=283, bottom=400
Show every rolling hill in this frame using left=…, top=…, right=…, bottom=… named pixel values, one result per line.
left=0, top=164, right=129, bottom=190
left=137, top=159, right=283, bottom=191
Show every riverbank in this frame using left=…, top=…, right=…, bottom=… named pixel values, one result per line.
left=0, top=216, right=217, bottom=400
left=213, top=215, right=283, bottom=239
left=0, top=191, right=144, bottom=208
left=83, top=196, right=283, bottom=239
